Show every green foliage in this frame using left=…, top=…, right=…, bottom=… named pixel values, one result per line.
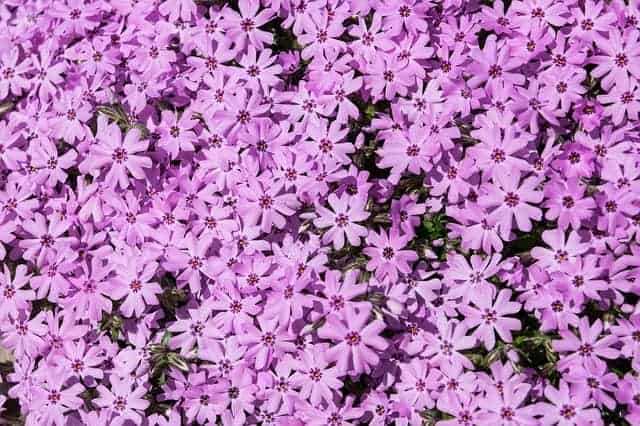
left=419, top=214, right=447, bottom=242
left=421, top=408, right=453, bottom=426
left=158, top=274, right=189, bottom=320
left=96, top=103, right=149, bottom=137
left=100, top=312, right=123, bottom=341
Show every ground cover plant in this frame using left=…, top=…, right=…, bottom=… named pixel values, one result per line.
left=1, top=0, right=640, bottom=424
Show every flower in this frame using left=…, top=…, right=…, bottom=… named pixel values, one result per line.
left=364, top=226, right=418, bottom=283
left=222, top=0, right=274, bottom=50
left=460, top=289, right=522, bottom=350
left=290, top=343, right=343, bottom=406
left=531, top=229, right=589, bottom=272
left=80, top=118, right=151, bottom=189
left=19, top=213, right=75, bottom=266
left=318, top=305, right=388, bottom=375
left=0, top=264, right=34, bottom=321
left=313, top=193, right=370, bottom=249
left=237, top=316, right=296, bottom=370
left=479, top=172, right=543, bottom=239
left=553, top=318, right=619, bottom=370
left=94, top=376, right=150, bottom=426
left=29, top=368, right=84, bottom=425
left=536, top=380, right=603, bottom=426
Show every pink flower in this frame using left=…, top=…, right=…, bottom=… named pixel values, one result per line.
left=0, top=312, right=47, bottom=359
left=222, top=0, right=274, bottom=51
left=364, top=226, right=418, bottom=283
left=0, top=264, right=34, bottom=322
left=377, top=123, right=438, bottom=183
left=158, top=0, right=197, bottom=22
left=543, top=177, right=596, bottom=230
left=110, top=257, right=162, bottom=318
left=29, top=368, right=84, bottom=425
left=170, top=306, right=223, bottom=357
left=536, top=380, right=603, bottom=426
left=237, top=46, right=282, bottom=93
left=592, top=28, right=640, bottom=90
left=29, top=138, right=77, bottom=187
left=237, top=316, right=296, bottom=370
left=446, top=253, right=503, bottom=303
left=531, top=229, right=590, bottom=272
left=94, top=376, right=150, bottom=426
left=553, top=318, right=619, bottom=370
left=0, top=47, right=31, bottom=100
left=80, top=118, right=151, bottom=189
left=319, top=305, right=388, bottom=375
left=460, top=289, right=522, bottom=350
left=19, top=213, right=74, bottom=266
left=238, top=179, right=300, bottom=233
left=598, top=75, right=640, bottom=124
left=468, top=34, right=525, bottom=89
left=157, top=109, right=197, bottom=160
left=479, top=172, right=543, bottom=238
left=313, top=193, right=369, bottom=249
left=510, top=0, right=570, bottom=33
left=290, top=344, right=343, bottom=406
left=396, top=358, right=437, bottom=411
left=365, top=55, right=414, bottom=101
left=304, top=118, right=354, bottom=164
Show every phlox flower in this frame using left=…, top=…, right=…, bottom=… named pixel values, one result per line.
left=313, top=193, right=369, bottom=249
left=318, top=305, right=388, bottom=376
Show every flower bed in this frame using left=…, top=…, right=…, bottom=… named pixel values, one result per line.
left=0, top=0, right=640, bottom=425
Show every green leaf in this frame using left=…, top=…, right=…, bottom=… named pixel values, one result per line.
left=167, top=353, right=189, bottom=372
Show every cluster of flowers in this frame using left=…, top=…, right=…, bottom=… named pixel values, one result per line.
left=2, top=0, right=640, bottom=424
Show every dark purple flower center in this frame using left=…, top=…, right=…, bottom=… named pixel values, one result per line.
left=531, top=8, right=545, bottom=18
left=488, top=64, right=503, bottom=78
left=345, top=331, right=361, bottom=346
left=406, top=144, right=420, bottom=156
left=491, top=148, right=506, bottom=163
left=230, top=300, right=242, bottom=313
left=554, top=250, right=568, bottom=263
left=551, top=300, right=564, bottom=312
left=382, top=247, right=394, bottom=260
left=259, top=195, right=273, bottom=209
left=562, top=196, right=575, bottom=208
left=228, top=386, right=240, bottom=399
left=309, top=368, right=323, bottom=381
left=482, top=309, right=498, bottom=323
left=189, top=256, right=203, bottom=270
left=578, top=343, right=594, bottom=355
left=500, top=407, right=515, bottom=420
left=262, top=331, right=276, bottom=346
left=72, top=359, right=84, bottom=372
left=247, top=273, right=260, bottom=286
left=191, top=321, right=205, bottom=336
left=556, top=81, right=567, bottom=93
left=48, top=390, right=62, bottom=404
left=615, top=53, right=629, bottom=68
left=112, top=147, right=128, bottom=163
left=560, top=404, right=575, bottom=419
left=41, top=234, right=54, bottom=247
left=504, top=192, right=520, bottom=207
left=114, top=396, right=127, bottom=411
left=335, top=213, right=349, bottom=227
left=129, top=279, right=142, bottom=293
left=240, top=19, right=254, bottom=31
left=572, top=275, right=584, bottom=287
left=581, top=19, right=594, bottom=31
left=605, top=200, right=618, bottom=212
